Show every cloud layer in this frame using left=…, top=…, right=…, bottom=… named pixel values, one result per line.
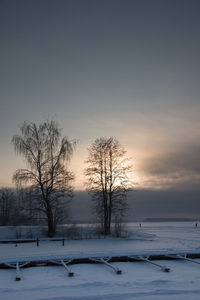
left=138, top=144, right=200, bottom=190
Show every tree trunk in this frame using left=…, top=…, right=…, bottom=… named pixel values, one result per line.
left=103, top=195, right=111, bottom=235
left=47, top=218, right=56, bottom=237
left=104, top=209, right=111, bottom=235
left=47, top=205, right=56, bottom=237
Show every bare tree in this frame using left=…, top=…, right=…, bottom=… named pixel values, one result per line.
left=12, top=120, right=75, bottom=237
left=85, top=137, right=133, bottom=235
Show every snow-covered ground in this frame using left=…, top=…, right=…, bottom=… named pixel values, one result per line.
left=0, top=222, right=200, bottom=299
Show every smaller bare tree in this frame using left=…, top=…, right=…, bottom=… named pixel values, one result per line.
left=85, top=137, right=133, bottom=235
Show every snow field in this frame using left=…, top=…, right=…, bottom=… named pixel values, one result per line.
left=0, top=222, right=200, bottom=299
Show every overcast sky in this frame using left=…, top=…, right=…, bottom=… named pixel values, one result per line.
left=0, top=0, right=200, bottom=209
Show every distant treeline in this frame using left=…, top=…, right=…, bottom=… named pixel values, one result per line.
left=0, top=187, right=50, bottom=226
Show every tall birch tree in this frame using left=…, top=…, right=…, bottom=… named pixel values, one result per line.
left=12, top=120, right=75, bottom=237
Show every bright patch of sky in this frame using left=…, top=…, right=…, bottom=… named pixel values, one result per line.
left=0, top=0, right=200, bottom=191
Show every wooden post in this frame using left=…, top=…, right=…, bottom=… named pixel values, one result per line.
left=60, top=260, right=74, bottom=277
left=130, top=256, right=170, bottom=272
left=15, top=262, right=21, bottom=281
left=100, top=258, right=122, bottom=274
left=90, top=258, right=122, bottom=274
